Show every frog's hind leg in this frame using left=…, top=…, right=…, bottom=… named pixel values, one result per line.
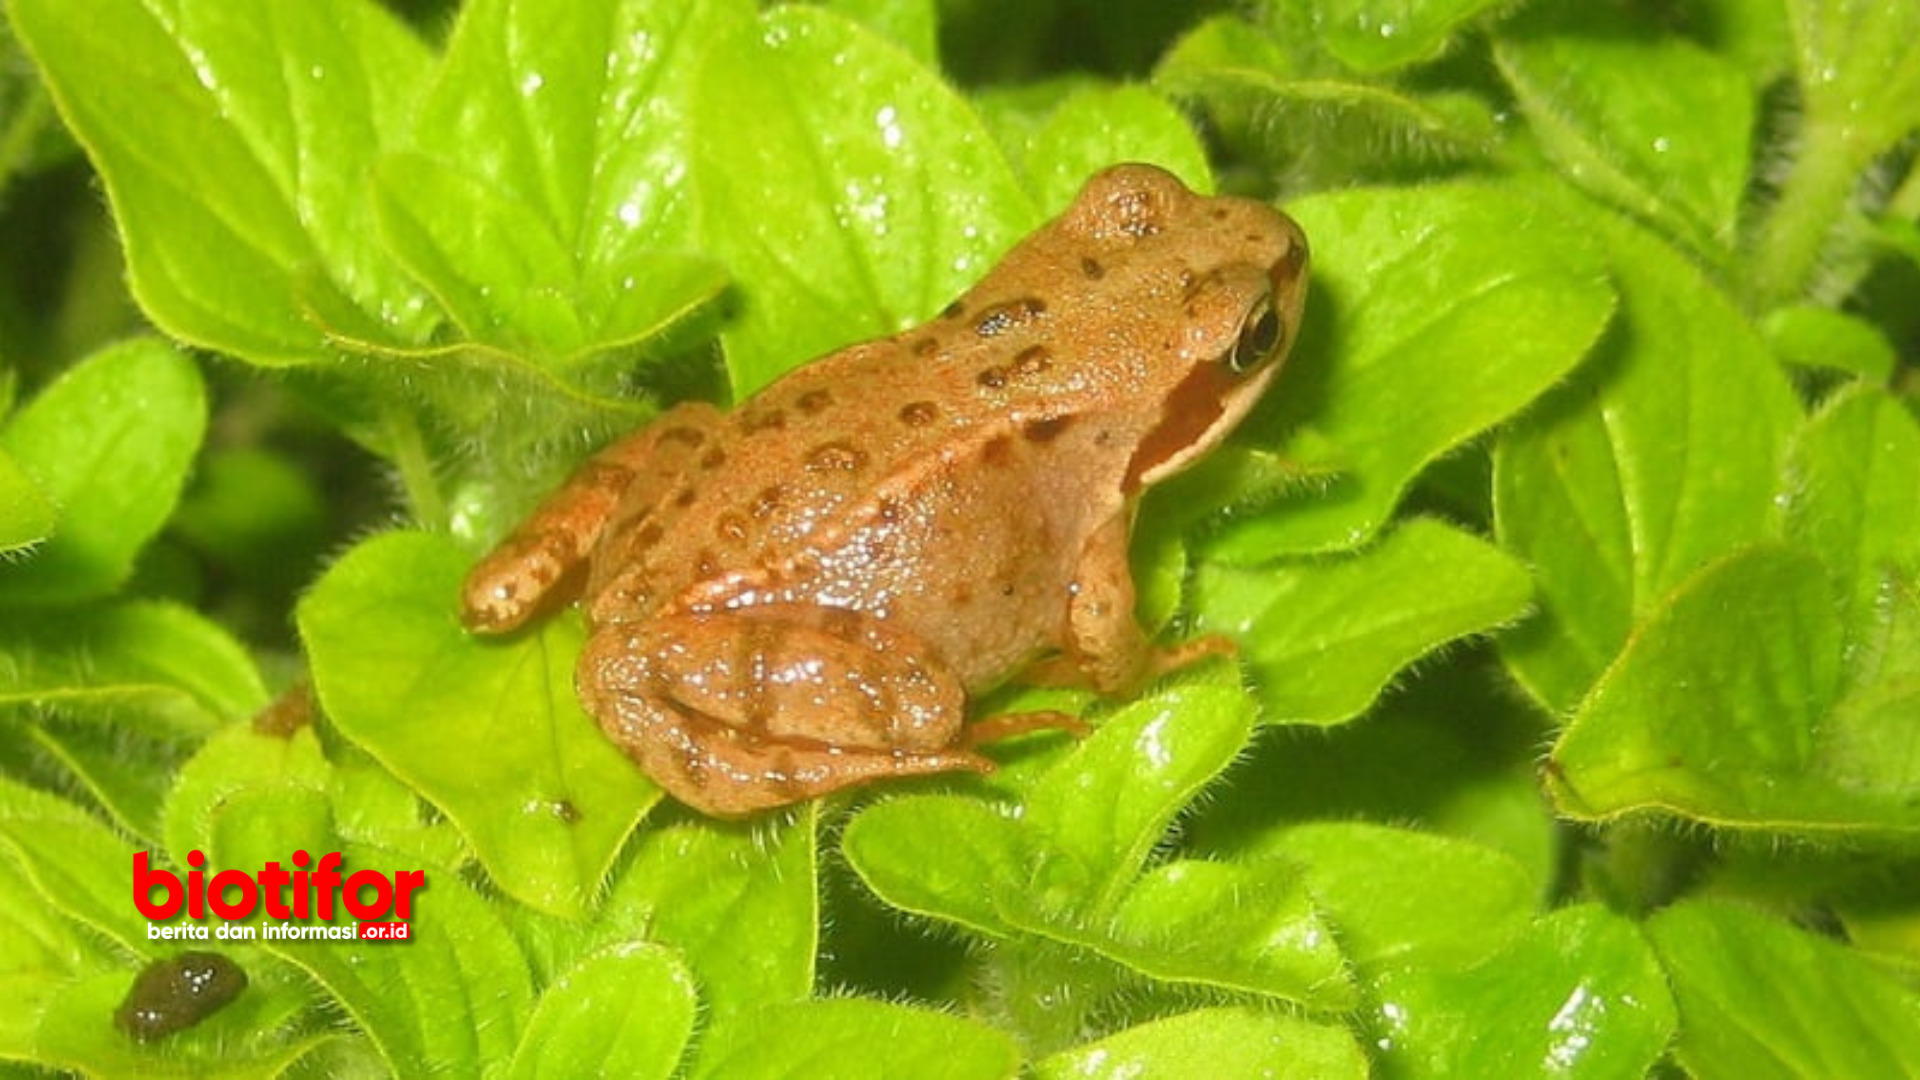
left=461, top=402, right=723, bottom=633
left=577, top=608, right=994, bottom=817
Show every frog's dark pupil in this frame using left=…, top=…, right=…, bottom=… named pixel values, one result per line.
left=1229, top=306, right=1283, bottom=373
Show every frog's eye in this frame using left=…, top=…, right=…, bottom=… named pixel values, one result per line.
left=1227, top=300, right=1283, bottom=374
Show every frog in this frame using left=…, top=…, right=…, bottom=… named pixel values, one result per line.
left=461, top=163, right=1310, bottom=817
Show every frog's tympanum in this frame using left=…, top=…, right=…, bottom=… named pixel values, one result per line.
left=463, top=164, right=1310, bottom=816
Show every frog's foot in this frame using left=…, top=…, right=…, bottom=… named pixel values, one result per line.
left=578, top=609, right=991, bottom=817
left=1143, top=633, right=1238, bottom=677
left=963, top=711, right=1091, bottom=747
left=1018, top=633, right=1239, bottom=694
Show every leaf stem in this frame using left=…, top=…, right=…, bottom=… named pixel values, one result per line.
left=1746, top=114, right=1867, bottom=310
left=0, top=83, right=54, bottom=204
left=1886, top=155, right=1920, bottom=224
left=381, top=401, right=448, bottom=531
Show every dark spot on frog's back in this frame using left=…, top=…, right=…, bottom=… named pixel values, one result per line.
left=821, top=606, right=861, bottom=638
left=795, top=388, right=833, bottom=415
left=912, top=336, right=940, bottom=358
left=741, top=408, right=787, bottom=435
left=1010, top=345, right=1051, bottom=378
left=899, top=401, right=939, bottom=427
left=1080, top=256, right=1104, bottom=279
left=974, top=297, right=1046, bottom=338
left=752, top=484, right=787, bottom=518
left=661, top=426, right=705, bottom=448
left=700, top=447, right=727, bottom=470
left=982, top=435, right=1014, bottom=467
left=805, top=440, right=869, bottom=473
left=1023, top=415, right=1073, bottom=443
left=583, top=460, right=636, bottom=488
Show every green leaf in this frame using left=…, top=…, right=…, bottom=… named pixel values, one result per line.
left=1253, top=823, right=1537, bottom=972
left=1548, top=543, right=1920, bottom=834
left=1495, top=211, right=1802, bottom=712
left=821, top=0, right=937, bottom=65
left=0, top=851, right=114, bottom=1064
left=172, top=731, right=527, bottom=1076
left=0, top=786, right=339, bottom=1078
left=1015, top=84, right=1213, bottom=215
left=0, top=446, right=53, bottom=554
left=1204, top=182, right=1614, bottom=559
left=1191, top=518, right=1532, bottom=725
left=0, top=600, right=265, bottom=725
left=209, top=793, right=534, bottom=1076
left=1105, top=857, right=1353, bottom=1004
left=602, top=812, right=817, bottom=1031
left=839, top=795, right=1023, bottom=939
left=1195, top=658, right=1558, bottom=886
left=849, top=681, right=1351, bottom=1009
left=1372, top=904, right=1676, bottom=1078
left=1778, top=385, right=1920, bottom=664
left=1497, top=29, right=1753, bottom=259
left=1021, top=683, right=1254, bottom=911
left=847, top=685, right=1259, bottom=944
left=691, top=5, right=1034, bottom=395
left=0, top=774, right=151, bottom=956
left=1034, top=1006, right=1367, bottom=1080
left=0, top=340, right=204, bottom=603
left=0, top=600, right=266, bottom=732
left=163, top=724, right=466, bottom=879
left=1154, top=16, right=1498, bottom=184
left=1747, top=0, right=1920, bottom=303
left=374, top=0, right=738, bottom=363
left=1306, top=0, right=1509, bottom=74
left=1650, top=900, right=1920, bottom=1078
left=8, top=0, right=439, bottom=361
left=298, top=530, right=656, bottom=918
left=694, top=998, right=1019, bottom=1080
left=1761, top=304, right=1899, bottom=380
left=1787, top=0, right=1920, bottom=159
left=508, top=943, right=696, bottom=1080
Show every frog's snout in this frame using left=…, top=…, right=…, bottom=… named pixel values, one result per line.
left=1266, top=213, right=1310, bottom=328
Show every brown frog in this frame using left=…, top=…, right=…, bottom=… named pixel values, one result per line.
left=462, top=163, right=1310, bottom=816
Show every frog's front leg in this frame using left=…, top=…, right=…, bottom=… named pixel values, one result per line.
left=461, top=402, right=723, bottom=633
left=1040, top=513, right=1236, bottom=694
left=579, top=604, right=993, bottom=816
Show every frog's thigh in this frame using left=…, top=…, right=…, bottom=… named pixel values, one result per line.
left=461, top=402, right=724, bottom=633
left=578, top=607, right=989, bottom=817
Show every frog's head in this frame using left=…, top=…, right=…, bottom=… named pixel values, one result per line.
left=947, top=162, right=1309, bottom=493
left=1070, top=164, right=1309, bottom=491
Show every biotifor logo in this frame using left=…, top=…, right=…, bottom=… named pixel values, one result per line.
left=133, top=850, right=425, bottom=942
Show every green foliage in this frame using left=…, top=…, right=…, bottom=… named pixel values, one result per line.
left=2, top=0, right=1918, bottom=1075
